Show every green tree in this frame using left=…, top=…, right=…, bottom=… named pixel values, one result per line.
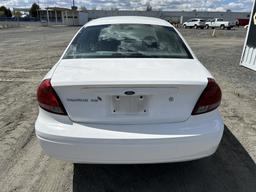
left=0, top=6, right=8, bottom=17
left=146, top=2, right=152, bottom=11
left=6, top=8, right=12, bottom=17
left=29, top=3, right=40, bottom=18
left=0, top=6, right=12, bottom=17
left=80, top=6, right=87, bottom=11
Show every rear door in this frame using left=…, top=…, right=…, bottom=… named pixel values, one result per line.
left=186, top=19, right=192, bottom=26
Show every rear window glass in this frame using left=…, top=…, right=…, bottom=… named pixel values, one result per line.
left=64, top=24, right=193, bottom=59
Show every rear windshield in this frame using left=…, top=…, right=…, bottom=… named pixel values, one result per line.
left=63, top=24, right=193, bottom=59
left=200, top=20, right=206, bottom=22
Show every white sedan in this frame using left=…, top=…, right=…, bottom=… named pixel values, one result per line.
left=35, top=16, right=224, bottom=164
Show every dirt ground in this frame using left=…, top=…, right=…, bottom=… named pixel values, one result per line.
left=0, top=26, right=255, bottom=192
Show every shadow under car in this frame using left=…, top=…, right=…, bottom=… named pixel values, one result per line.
left=73, top=126, right=256, bottom=192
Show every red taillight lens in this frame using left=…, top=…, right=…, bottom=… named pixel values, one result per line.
left=192, top=78, right=222, bottom=115
left=37, top=79, right=67, bottom=115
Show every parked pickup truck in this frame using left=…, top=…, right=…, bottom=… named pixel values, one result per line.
left=205, top=18, right=236, bottom=30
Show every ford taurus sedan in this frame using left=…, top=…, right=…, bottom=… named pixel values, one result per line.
left=35, top=16, right=224, bottom=164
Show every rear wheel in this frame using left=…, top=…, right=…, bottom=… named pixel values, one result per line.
left=205, top=25, right=209, bottom=29
left=220, top=25, right=225, bottom=30
left=183, top=24, right=187, bottom=29
left=194, top=25, right=198, bottom=29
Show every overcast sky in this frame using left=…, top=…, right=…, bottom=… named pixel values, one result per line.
left=0, top=0, right=254, bottom=12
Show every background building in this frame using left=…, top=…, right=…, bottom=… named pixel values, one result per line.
left=38, top=8, right=250, bottom=26
left=39, top=7, right=79, bottom=25
left=85, top=10, right=250, bottom=24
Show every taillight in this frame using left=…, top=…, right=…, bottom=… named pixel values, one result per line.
left=192, top=78, right=221, bottom=115
left=37, top=79, right=67, bottom=115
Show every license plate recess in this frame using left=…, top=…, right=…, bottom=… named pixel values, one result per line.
left=111, top=95, right=148, bottom=115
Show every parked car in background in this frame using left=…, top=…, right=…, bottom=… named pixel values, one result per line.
left=205, top=18, right=236, bottom=30
left=183, top=18, right=206, bottom=29
left=35, top=16, right=224, bottom=164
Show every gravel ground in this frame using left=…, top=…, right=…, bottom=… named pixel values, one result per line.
left=0, top=26, right=255, bottom=192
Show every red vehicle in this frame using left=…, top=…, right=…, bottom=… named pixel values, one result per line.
left=237, top=18, right=250, bottom=26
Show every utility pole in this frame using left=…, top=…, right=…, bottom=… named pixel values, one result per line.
left=71, top=0, right=77, bottom=10
left=37, top=0, right=40, bottom=21
left=71, top=0, right=77, bottom=26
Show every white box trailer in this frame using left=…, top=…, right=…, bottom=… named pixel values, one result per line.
left=78, top=12, right=88, bottom=26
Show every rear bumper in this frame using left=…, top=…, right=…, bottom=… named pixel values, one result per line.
left=35, top=109, right=224, bottom=164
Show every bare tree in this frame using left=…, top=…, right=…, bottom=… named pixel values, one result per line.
left=146, top=2, right=152, bottom=11
left=80, top=6, right=87, bottom=11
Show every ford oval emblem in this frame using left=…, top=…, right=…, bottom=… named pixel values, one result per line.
left=124, top=91, right=135, bottom=95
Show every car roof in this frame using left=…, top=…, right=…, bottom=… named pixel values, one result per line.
left=85, top=16, right=173, bottom=27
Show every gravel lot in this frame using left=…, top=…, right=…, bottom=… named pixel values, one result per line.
left=0, top=26, right=255, bottom=192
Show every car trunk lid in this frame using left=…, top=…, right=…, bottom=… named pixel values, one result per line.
left=51, top=58, right=211, bottom=124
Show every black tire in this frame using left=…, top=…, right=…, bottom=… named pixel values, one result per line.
left=205, top=25, right=209, bottom=29
left=220, top=25, right=225, bottom=30
left=194, top=25, right=198, bottom=29
left=183, top=24, right=187, bottom=29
